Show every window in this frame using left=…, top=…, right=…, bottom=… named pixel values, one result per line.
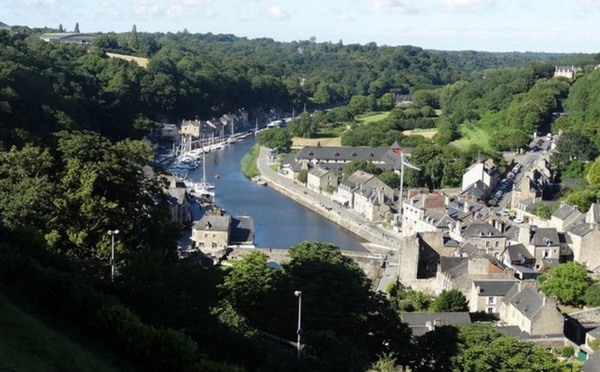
left=204, top=233, right=208, bottom=237
left=198, top=242, right=205, bottom=247
left=543, top=249, right=551, bottom=258
left=495, top=241, right=500, bottom=248
left=485, top=241, right=490, bottom=248
left=487, top=307, right=495, bottom=314
left=211, top=242, right=218, bottom=248
left=487, top=296, right=496, bottom=305
left=212, top=233, right=216, bottom=238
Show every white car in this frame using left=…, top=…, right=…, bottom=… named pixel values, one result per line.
left=368, top=254, right=383, bottom=259
left=514, top=218, right=523, bottom=224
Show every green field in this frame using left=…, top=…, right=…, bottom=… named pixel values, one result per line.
left=452, top=124, right=493, bottom=150
left=356, top=111, right=391, bottom=124
left=0, top=290, right=125, bottom=372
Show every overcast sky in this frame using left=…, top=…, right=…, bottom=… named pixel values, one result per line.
left=4, top=0, right=600, bottom=53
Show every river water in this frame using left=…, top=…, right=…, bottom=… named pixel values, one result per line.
left=185, top=137, right=367, bottom=251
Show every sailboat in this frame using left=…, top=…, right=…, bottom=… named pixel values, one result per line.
left=186, top=150, right=215, bottom=197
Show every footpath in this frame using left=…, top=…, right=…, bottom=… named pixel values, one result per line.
left=256, top=147, right=404, bottom=292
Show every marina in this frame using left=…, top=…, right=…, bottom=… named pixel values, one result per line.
left=168, top=135, right=368, bottom=251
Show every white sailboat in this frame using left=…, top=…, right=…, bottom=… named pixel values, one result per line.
left=187, top=150, right=215, bottom=197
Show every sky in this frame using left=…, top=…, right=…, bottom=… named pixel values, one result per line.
left=4, top=0, right=600, bottom=53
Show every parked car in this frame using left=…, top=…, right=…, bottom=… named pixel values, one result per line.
left=514, top=218, right=523, bottom=224
left=495, top=191, right=503, bottom=198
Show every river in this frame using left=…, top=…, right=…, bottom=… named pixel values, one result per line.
left=185, top=136, right=368, bottom=251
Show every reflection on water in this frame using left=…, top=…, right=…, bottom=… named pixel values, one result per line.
left=186, top=137, right=367, bottom=251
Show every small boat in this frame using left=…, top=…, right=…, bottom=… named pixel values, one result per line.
left=214, top=173, right=221, bottom=179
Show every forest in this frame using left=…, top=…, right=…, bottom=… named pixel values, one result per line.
left=2, top=26, right=600, bottom=371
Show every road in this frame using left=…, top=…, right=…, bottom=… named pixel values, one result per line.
left=256, top=147, right=405, bottom=292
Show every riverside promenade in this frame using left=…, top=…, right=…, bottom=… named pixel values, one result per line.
left=256, top=147, right=406, bottom=291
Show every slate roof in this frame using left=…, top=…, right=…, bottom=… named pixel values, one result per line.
left=503, top=284, right=545, bottom=320
left=505, top=243, right=534, bottom=262
left=462, top=221, right=503, bottom=238
left=230, top=216, right=255, bottom=245
left=531, top=227, right=560, bottom=246
left=553, top=203, right=579, bottom=220
left=296, top=146, right=389, bottom=163
left=568, top=223, right=595, bottom=237
left=193, top=213, right=231, bottom=232
left=402, top=312, right=472, bottom=336
left=339, top=170, right=374, bottom=191
left=439, top=256, right=469, bottom=278
left=308, top=166, right=331, bottom=178
left=473, top=280, right=517, bottom=296
left=457, top=242, right=477, bottom=256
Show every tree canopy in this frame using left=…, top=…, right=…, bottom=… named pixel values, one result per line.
left=539, top=261, right=591, bottom=306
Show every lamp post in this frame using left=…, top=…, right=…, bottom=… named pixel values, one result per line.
left=107, top=229, right=119, bottom=281
left=294, top=290, right=302, bottom=361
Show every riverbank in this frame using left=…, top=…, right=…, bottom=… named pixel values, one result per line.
left=255, top=147, right=404, bottom=252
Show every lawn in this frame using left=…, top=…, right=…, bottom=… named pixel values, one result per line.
left=356, top=111, right=391, bottom=124
left=0, top=290, right=126, bottom=372
left=452, top=123, right=493, bottom=150
left=402, top=128, right=438, bottom=138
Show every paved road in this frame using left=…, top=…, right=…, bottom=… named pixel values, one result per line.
left=256, top=147, right=405, bottom=291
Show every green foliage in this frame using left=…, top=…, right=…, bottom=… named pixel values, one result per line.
left=288, top=112, right=320, bottom=138
left=430, top=289, right=469, bottom=312
left=561, top=345, right=574, bottom=359
left=298, top=169, right=308, bottom=184
left=221, top=251, right=281, bottom=321
left=378, top=171, right=401, bottom=189
left=539, top=262, right=591, bottom=306
left=240, top=145, right=260, bottom=178
left=451, top=324, right=561, bottom=372
left=344, top=159, right=383, bottom=179
left=584, top=282, right=600, bottom=307
left=552, top=132, right=599, bottom=173
left=257, top=128, right=292, bottom=153
left=535, top=203, right=553, bottom=220
left=590, top=339, right=600, bottom=350
left=588, top=158, right=600, bottom=185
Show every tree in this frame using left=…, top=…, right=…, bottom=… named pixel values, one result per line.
left=451, top=324, right=561, bottom=372
left=58, top=23, right=64, bottom=32
left=535, top=203, right=552, bottom=220
left=588, top=158, right=600, bottom=186
left=430, top=289, right=469, bottom=312
left=298, top=169, right=308, bottom=184
left=539, top=261, right=591, bottom=306
left=221, top=251, right=281, bottom=322
left=378, top=171, right=401, bottom=189
left=74, top=22, right=80, bottom=33
left=552, top=132, right=598, bottom=172
left=288, top=112, right=319, bottom=138
left=343, top=159, right=382, bottom=179
left=257, top=128, right=292, bottom=153
left=584, top=282, right=600, bottom=307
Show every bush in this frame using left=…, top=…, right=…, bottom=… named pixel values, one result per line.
left=560, top=345, right=574, bottom=359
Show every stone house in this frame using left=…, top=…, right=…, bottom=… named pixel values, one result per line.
left=435, top=256, right=513, bottom=295
left=460, top=221, right=507, bottom=258
left=499, top=281, right=564, bottom=335
left=554, top=65, right=577, bottom=79
left=551, top=203, right=584, bottom=231
left=353, top=184, right=391, bottom=221
left=180, top=119, right=202, bottom=137
left=191, top=212, right=231, bottom=253
left=469, top=279, right=517, bottom=314
left=164, top=177, right=190, bottom=226
left=567, top=223, right=600, bottom=272
left=306, top=166, right=338, bottom=193
left=402, top=190, right=448, bottom=237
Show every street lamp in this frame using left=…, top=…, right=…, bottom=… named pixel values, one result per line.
left=294, top=290, right=302, bottom=361
left=107, top=229, right=119, bottom=281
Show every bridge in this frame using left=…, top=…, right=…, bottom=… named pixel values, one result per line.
left=225, top=246, right=387, bottom=285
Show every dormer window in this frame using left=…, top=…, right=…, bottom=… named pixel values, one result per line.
left=335, top=152, right=340, bottom=156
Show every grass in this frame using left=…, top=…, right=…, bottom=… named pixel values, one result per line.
left=402, top=128, right=438, bottom=138
left=452, top=123, right=493, bottom=150
left=356, top=111, right=391, bottom=124
left=0, top=290, right=123, bottom=372
left=292, top=136, right=342, bottom=148
left=106, top=53, right=149, bottom=68
left=241, top=144, right=260, bottom=178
